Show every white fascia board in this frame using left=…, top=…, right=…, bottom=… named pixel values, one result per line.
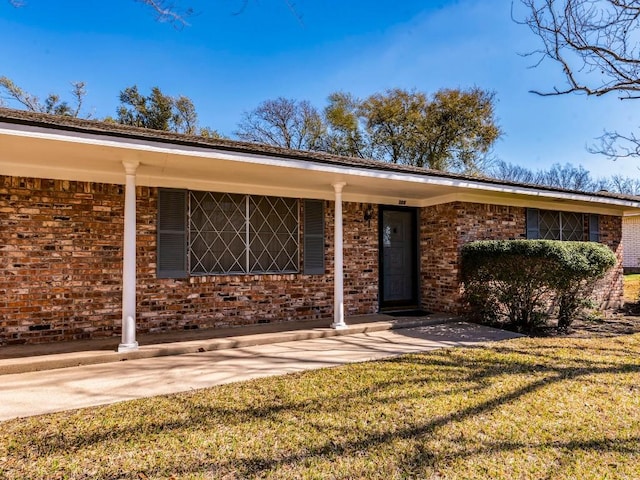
left=419, top=193, right=628, bottom=216
left=2, top=122, right=640, bottom=210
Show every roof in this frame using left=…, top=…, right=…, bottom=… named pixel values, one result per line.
left=1, top=107, right=640, bottom=216
left=0, top=107, right=636, bottom=203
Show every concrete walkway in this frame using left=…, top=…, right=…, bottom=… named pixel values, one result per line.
left=0, top=321, right=522, bottom=422
left=0, top=314, right=452, bottom=375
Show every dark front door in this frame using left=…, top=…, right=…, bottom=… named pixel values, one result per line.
left=379, top=207, right=418, bottom=309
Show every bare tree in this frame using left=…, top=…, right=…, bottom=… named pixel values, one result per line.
left=236, top=97, right=326, bottom=151
left=519, top=0, right=640, bottom=160
left=518, top=0, right=640, bottom=98
left=610, top=173, right=640, bottom=194
left=0, top=76, right=86, bottom=117
left=592, top=129, right=640, bottom=158
left=135, top=0, right=194, bottom=27
left=7, top=0, right=300, bottom=28
left=490, top=160, right=537, bottom=183
left=488, top=160, right=640, bottom=195
left=6, top=0, right=193, bottom=27
left=537, top=162, right=594, bottom=190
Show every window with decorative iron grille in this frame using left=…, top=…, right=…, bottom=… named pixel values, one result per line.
left=527, top=208, right=593, bottom=241
left=189, top=192, right=299, bottom=275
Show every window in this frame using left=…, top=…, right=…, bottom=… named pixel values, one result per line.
left=190, top=192, right=247, bottom=274
left=158, top=189, right=302, bottom=277
left=526, top=208, right=599, bottom=241
left=190, top=192, right=298, bottom=274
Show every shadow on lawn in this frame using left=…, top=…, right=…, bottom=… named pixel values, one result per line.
left=7, top=337, right=640, bottom=479
left=169, top=357, right=640, bottom=478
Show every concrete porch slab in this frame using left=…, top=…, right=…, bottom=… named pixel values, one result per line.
left=0, top=313, right=459, bottom=375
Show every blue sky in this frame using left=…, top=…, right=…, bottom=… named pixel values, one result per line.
left=1, top=0, right=639, bottom=179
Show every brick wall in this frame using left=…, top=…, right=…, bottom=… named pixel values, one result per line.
left=136, top=192, right=379, bottom=334
left=594, top=215, right=624, bottom=309
left=419, top=201, right=623, bottom=313
left=419, top=202, right=525, bottom=313
left=0, top=177, right=124, bottom=344
left=0, top=176, right=379, bottom=345
left=0, top=175, right=626, bottom=346
left=622, top=216, right=640, bottom=270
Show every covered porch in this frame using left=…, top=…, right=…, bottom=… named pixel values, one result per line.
left=2, top=110, right=640, bottom=349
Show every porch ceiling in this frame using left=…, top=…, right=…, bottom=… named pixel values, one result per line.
left=2, top=122, right=640, bottom=216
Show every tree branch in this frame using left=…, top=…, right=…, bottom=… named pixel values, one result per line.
left=517, top=0, right=640, bottom=98
left=135, top=0, right=192, bottom=27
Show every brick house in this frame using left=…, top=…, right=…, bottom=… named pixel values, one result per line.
left=1, top=108, right=639, bottom=349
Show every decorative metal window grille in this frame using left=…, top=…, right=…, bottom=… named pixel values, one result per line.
left=539, top=210, right=561, bottom=240
left=189, top=192, right=299, bottom=275
left=249, top=196, right=298, bottom=273
left=538, top=210, right=584, bottom=241
left=559, top=212, right=583, bottom=241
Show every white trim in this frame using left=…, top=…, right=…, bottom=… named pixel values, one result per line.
left=118, top=160, right=139, bottom=352
left=331, top=182, right=348, bottom=330
left=2, top=122, right=640, bottom=211
left=435, top=192, right=628, bottom=216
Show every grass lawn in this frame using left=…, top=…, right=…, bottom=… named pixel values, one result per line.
left=1, top=334, right=640, bottom=479
left=624, top=274, right=640, bottom=303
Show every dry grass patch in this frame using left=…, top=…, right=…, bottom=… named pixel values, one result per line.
left=624, top=274, right=640, bottom=303
left=1, top=334, right=640, bottom=479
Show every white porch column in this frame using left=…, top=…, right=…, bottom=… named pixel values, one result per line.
left=118, top=160, right=140, bottom=352
left=332, top=182, right=348, bottom=330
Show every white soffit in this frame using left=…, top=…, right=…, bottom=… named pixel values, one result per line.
left=1, top=122, right=640, bottom=214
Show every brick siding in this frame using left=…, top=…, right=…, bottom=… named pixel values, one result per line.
left=419, top=201, right=623, bottom=313
left=0, top=176, right=625, bottom=345
left=622, top=216, right=640, bottom=271
left=0, top=176, right=379, bottom=345
left=594, top=215, right=624, bottom=309
left=136, top=191, right=379, bottom=334
left=0, top=177, right=125, bottom=344
left=419, top=202, right=526, bottom=313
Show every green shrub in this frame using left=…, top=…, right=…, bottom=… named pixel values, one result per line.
left=551, top=242, right=617, bottom=329
left=461, top=240, right=616, bottom=332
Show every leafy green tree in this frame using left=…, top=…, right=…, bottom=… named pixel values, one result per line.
left=173, top=95, right=199, bottom=135
left=327, top=87, right=501, bottom=172
left=0, top=76, right=217, bottom=136
left=199, top=126, right=222, bottom=139
left=117, top=86, right=174, bottom=131
left=423, top=88, right=501, bottom=171
left=323, top=92, right=369, bottom=158
left=359, top=88, right=429, bottom=165
left=116, top=85, right=209, bottom=135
